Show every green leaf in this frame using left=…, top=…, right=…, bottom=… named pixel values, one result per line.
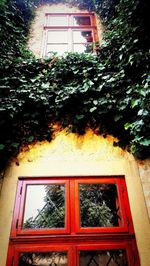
left=131, top=99, right=139, bottom=108
left=76, top=115, right=84, bottom=120
left=114, top=114, right=122, bottom=122
left=90, top=107, right=97, bottom=113
left=140, top=139, right=150, bottom=146
left=27, top=136, right=34, bottom=142
left=11, top=143, right=20, bottom=148
left=0, top=144, right=5, bottom=150
left=124, top=123, right=132, bottom=130
left=41, top=82, right=50, bottom=89
left=119, top=54, right=123, bottom=60
left=93, top=100, right=98, bottom=105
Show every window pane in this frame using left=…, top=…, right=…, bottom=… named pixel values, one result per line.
left=46, top=44, right=68, bottom=55
left=23, top=184, right=65, bottom=229
left=73, top=31, right=93, bottom=43
left=79, top=250, right=128, bottom=266
left=47, top=30, right=68, bottom=43
left=19, top=252, right=68, bottom=266
left=73, top=44, right=93, bottom=53
left=47, top=15, right=68, bottom=26
left=73, top=16, right=91, bottom=26
left=79, top=184, right=121, bottom=227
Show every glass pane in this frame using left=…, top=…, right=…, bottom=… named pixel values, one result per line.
left=19, top=251, right=68, bottom=266
left=48, top=15, right=68, bottom=26
left=46, top=44, right=68, bottom=55
left=79, top=250, right=128, bottom=266
left=47, top=30, right=68, bottom=43
left=73, top=31, right=93, bottom=43
left=73, top=44, right=93, bottom=53
left=73, top=16, right=91, bottom=26
left=23, top=184, right=65, bottom=229
left=79, top=183, right=121, bottom=227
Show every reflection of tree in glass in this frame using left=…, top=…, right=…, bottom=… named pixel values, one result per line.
left=81, top=31, right=93, bottom=53
left=74, top=16, right=91, bottom=26
left=23, top=185, right=65, bottom=229
left=79, top=184, right=120, bottom=227
left=19, top=252, right=67, bottom=266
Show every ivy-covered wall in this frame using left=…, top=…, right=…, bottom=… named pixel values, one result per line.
left=0, top=0, right=150, bottom=170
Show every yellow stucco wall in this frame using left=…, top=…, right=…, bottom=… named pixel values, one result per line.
left=138, top=159, right=150, bottom=218
left=0, top=129, right=150, bottom=266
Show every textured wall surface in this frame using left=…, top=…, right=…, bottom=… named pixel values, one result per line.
left=138, top=159, right=150, bottom=218
left=0, top=178, right=3, bottom=195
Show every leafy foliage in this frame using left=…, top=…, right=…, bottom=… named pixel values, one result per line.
left=0, top=0, right=33, bottom=67
left=0, top=0, right=150, bottom=169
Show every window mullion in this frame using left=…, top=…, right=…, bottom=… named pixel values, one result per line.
left=68, top=28, right=72, bottom=52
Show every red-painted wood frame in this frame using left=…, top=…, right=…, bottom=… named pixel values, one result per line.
left=7, top=239, right=140, bottom=266
left=44, top=13, right=97, bottom=28
left=42, top=12, right=99, bottom=56
left=76, top=240, right=140, bottom=266
left=74, top=177, right=133, bottom=234
left=7, top=244, right=73, bottom=266
left=11, top=176, right=133, bottom=237
left=11, top=178, right=70, bottom=237
left=7, top=176, right=140, bottom=266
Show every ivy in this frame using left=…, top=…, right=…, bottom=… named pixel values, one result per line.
left=0, top=0, right=150, bottom=169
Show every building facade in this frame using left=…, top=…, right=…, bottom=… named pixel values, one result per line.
left=0, top=3, right=150, bottom=266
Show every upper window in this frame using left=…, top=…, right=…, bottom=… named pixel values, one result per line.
left=11, top=177, right=132, bottom=237
left=42, top=13, right=98, bottom=56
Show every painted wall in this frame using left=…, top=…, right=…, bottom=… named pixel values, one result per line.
left=138, top=159, right=150, bottom=219
left=0, top=129, right=150, bottom=266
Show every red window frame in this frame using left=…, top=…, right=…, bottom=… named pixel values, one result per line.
left=11, top=176, right=133, bottom=237
left=76, top=241, right=139, bottom=266
left=7, top=244, right=73, bottom=266
left=42, top=12, right=99, bottom=56
left=74, top=177, right=132, bottom=234
left=11, top=178, right=70, bottom=236
left=7, top=176, right=140, bottom=266
left=7, top=240, right=140, bottom=266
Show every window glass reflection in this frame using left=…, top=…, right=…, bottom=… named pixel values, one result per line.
left=23, top=184, right=65, bottom=229
left=73, top=16, right=91, bottom=26
left=19, top=252, right=68, bottom=266
left=73, top=31, right=93, bottom=43
left=79, top=250, right=128, bottom=266
left=79, top=183, right=121, bottom=228
left=48, top=15, right=68, bottom=26
left=47, top=30, right=68, bottom=43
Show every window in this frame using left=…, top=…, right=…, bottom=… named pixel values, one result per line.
left=7, top=176, right=140, bottom=266
left=42, top=13, right=99, bottom=56
left=12, top=179, right=70, bottom=235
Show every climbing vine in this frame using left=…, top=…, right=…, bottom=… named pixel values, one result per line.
left=0, top=0, right=150, bottom=169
